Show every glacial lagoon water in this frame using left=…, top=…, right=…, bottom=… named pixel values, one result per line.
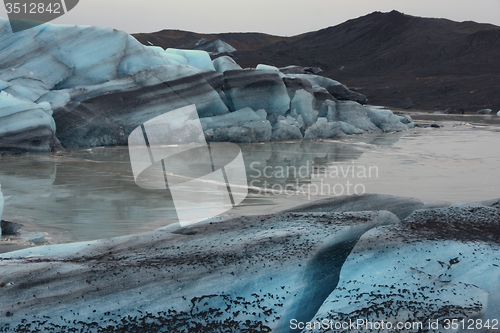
left=1, top=116, right=499, bottom=253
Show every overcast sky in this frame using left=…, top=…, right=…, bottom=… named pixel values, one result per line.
left=2, top=0, right=500, bottom=35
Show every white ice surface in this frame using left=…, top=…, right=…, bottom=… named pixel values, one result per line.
left=291, top=89, right=318, bottom=126
left=366, top=107, right=408, bottom=132
left=213, top=56, right=242, bottom=72
left=256, top=64, right=285, bottom=78
left=165, top=48, right=216, bottom=71
left=0, top=91, right=55, bottom=134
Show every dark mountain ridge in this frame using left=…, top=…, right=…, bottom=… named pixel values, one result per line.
left=132, top=30, right=303, bottom=51
left=135, top=11, right=500, bottom=111
left=248, top=10, right=500, bottom=75
left=231, top=11, right=500, bottom=111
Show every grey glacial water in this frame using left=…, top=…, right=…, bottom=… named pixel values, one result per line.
left=0, top=119, right=499, bottom=253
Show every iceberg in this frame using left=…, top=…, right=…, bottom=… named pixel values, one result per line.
left=164, top=48, right=216, bottom=71
left=290, top=89, right=318, bottom=126
left=331, top=121, right=365, bottom=135
left=271, top=116, right=303, bottom=141
left=397, top=114, right=415, bottom=128
left=200, top=107, right=263, bottom=130
left=366, top=106, right=408, bottom=132
left=477, top=108, right=492, bottom=114
left=200, top=107, right=272, bottom=142
left=286, top=73, right=341, bottom=89
left=335, top=101, right=382, bottom=133
left=223, top=69, right=291, bottom=114
left=212, top=55, right=242, bottom=72
left=312, top=85, right=336, bottom=115
left=206, top=120, right=272, bottom=143
left=0, top=18, right=413, bottom=153
left=52, top=73, right=230, bottom=147
left=285, top=73, right=366, bottom=103
left=303, top=117, right=335, bottom=140
left=196, top=39, right=237, bottom=54
left=282, top=76, right=314, bottom=100
left=256, top=63, right=285, bottom=78
left=0, top=91, right=60, bottom=154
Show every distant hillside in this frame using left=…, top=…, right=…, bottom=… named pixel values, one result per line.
left=134, top=11, right=500, bottom=111
left=132, top=30, right=305, bottom=51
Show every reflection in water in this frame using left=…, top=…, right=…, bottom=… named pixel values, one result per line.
left=0, top=151, right=178, bottom=245
left=2, top=125, right=498, bottom=252
left=1, top=137, right=396, bottom=249
left=240, top=135, right=402, bottom=197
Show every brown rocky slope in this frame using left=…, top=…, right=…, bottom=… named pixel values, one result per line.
left=134, top=11, right=500, bottom=112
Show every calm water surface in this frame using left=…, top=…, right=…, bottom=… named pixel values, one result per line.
left=1, top=118, right=499, bottom=252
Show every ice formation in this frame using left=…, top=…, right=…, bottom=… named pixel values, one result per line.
left=0, top=91, right=60, bottom=154
left=0, top=182, right=3, bottom=225
left=164, top=48, right=216, bottom=71
left=306, top=200, right=500, bottom=333
left=0, top=210, right=398, bottom=332
left=1, top=194, right=499, bottom=332
left=213, top=55, right=242, bottom=72
left=0, top=18, right=413, bottom=154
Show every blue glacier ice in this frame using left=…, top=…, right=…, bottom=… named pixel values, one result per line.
left=0, top=209, right=399, bottom=332
left=213, top=55, right=242, bottom=72
left=223, top=69, right=291, bottom=115
left=200, top=107, right=272, bottom=142
left=200, top=107, right=264, bottom=130
left=256, top=63, right=286, bottom=78
left=0, top=18, right=413, bottom=153
left=306, top=204, right=500, bottom=332
left=332, top=121, right=365, bottom=135
left=286, top=73, right=341, bottom=89
left=366, top=106, right=409, bottom=132
left=164, top=48, right=216, bottom=71
left=0, top=182, right=3, bottom=225
left=200, top=39, right=237, bottom=54
left=285, top=74, right=366, bottom=103
left=271, top=115, right=303, bottom=141
left=282, top=76, right=314, bottom=101
left=335, top=101, right=382, bottom=133
left=0, top=79, right=9, bottom=91
left=290, top=89, right=318, bottom=126
left=397, top=114, right=415, bottom=128
left=1, top=194, right=498, bottom=331
left=0, top=91, right=59, bottom=154
left=303, top=117, right=334, bottom=140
